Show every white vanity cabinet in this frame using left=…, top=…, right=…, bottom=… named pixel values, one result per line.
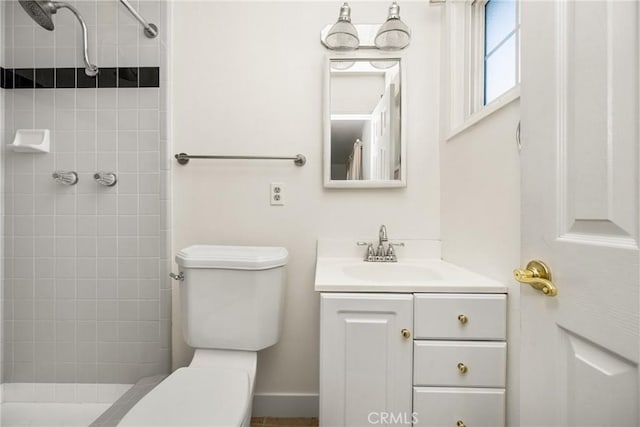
left=319, top=292, right=507, bottom=427
left=412, top=293, right=507, bottom=427
left=320, top=294, right=414, bottom=427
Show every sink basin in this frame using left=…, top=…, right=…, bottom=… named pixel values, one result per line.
left=314, top=239, right=507, bottom=293
left=342, top=263, right=442, bottom=283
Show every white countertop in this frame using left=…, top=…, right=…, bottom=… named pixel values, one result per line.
left=314, top=239, right=507, bottom=293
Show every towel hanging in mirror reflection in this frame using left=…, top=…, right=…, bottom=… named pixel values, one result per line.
left=346, top=139, right=363, bottom=180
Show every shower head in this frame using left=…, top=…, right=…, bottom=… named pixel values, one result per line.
left=18, top=0, right=98, bottom=77
left=18, top=0, right=55, bottom=30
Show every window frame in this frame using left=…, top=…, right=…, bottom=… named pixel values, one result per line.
left=444, top=0, right=521, bottom=140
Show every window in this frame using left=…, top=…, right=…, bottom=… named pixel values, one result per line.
left=443, top=0, right=521, bottom=135
left=483, top=0, right=520, bottom=105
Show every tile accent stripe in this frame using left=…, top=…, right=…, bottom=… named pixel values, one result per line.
left=0, top=67, right=160, bottom=89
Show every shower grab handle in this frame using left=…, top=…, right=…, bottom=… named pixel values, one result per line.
left=119, top=0, right=159, bottom=39
left=56, top=2, right=98, bottom=76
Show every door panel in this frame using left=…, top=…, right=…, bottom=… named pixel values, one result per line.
left=520, top=0, right=639, bottom=425
left=562, top=331, right=638, bottom=425
left=561, top=0, right=639, bottom=245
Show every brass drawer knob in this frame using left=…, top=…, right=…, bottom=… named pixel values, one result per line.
left=457, top=421, right=466, bottom=427
left=457, top=314, right=468, bottom=324
left=457, top=362, right=468, bottom=374
left=401, top=328, right=411, bottom=339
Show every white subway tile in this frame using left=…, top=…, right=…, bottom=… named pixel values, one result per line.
left=97, top=89, right=117, bottom=110
left=34, top=47, right=55, bottom=67
left=117, top=109, right=138, bottom=131
left=118, top=89, right=138, bottom=109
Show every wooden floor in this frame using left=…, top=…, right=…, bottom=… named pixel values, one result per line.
left=250, top=417, right=319, bottom=427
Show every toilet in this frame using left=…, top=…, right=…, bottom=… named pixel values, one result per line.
left=119, top=245, right=288, bottom=426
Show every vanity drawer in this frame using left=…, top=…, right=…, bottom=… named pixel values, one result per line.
left=413, top=387, right=505, bottom=427
left=414, top=294, right=506, bottom=340
left=413, top=341, right=506, bottom=387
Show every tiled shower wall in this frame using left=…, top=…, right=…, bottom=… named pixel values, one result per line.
left=1, top=0, right=171, bottom=383
left=0, top=0, right=5, bottom=383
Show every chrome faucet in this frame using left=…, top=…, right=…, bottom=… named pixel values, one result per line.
left=379, top=225, right=388, bottom=245
left=357, top=225, right=404, bottom=262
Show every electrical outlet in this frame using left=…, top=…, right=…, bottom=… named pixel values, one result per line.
left=270, top=183, right=284, bottom=206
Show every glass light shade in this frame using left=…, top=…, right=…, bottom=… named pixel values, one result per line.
left=325, top=3, right=359, bottom=51
left=369, top=60, right=396, bottom=70
left=331, top=60, right=356, bottom=70
left=374, top=2, right=411, bottom=50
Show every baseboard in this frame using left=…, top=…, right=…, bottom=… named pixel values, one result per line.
left=252, top=393, right=319, bottom=417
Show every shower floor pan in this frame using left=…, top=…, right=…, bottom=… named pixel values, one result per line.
left=1, top=383, right=132, bottom=427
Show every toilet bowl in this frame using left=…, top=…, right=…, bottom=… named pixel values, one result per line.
left=118, top=245, right=288, bottom=426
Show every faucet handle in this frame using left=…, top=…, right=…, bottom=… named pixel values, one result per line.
left=52, top=171, right=78, bottom=186
left=367, top=244, right=376, bottom=260
left=357, top=242, right=376, bottom=262
left=386, top=242, right=404, bottom=262
left=94, top=171, right=117, bottom=187
left=386, top=244, right=397, bottom=262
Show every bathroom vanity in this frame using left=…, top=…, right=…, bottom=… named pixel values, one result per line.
left=315, top=239, right=508, bottom=427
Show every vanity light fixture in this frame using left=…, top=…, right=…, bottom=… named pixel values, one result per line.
left=324, top=3, right=360, bottom=51
left=321, top=2, right=411, bottom=51
left=374, top=2, right=411, bottom=50
left=330, top=60, right=356, bottom=70
left=369, top=60, right=396, bottom=70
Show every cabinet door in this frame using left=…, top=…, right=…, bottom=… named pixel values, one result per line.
left=320, top=293, right=413, bottom=427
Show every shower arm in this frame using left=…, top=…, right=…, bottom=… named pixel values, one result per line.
left=119, top=0, right=159, bottom=39
left=56, top=2, right=98, bottom=76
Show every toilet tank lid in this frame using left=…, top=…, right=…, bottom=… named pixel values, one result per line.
left=176, top=245, right=288, bottom=270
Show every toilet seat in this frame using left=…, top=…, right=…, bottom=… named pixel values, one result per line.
left=118, top=367, right=251, bottom=426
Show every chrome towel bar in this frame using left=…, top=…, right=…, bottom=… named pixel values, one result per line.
left=174, top=153, right=307, bottom=167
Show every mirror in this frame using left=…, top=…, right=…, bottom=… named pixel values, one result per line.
left=324, top=58, right=405, bottom=188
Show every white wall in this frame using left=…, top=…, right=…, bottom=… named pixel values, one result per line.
left=331, top=74, right=385, bottom=114
left=440, top=100, right=521, bottom=424
left=171, top=0, right=442, bottom=401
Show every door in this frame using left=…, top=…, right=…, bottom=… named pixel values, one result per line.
left=370, top=87, right=392, bottom=180
left=520, top=1, right=639, bottom=425
left=319, top=293, right=413, bottom=427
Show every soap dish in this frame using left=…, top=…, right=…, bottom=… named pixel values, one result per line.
left=10, top=129, right=50, bottom=153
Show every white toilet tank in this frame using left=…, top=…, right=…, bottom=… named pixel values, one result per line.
left=175, top=245, right=288, bottom=351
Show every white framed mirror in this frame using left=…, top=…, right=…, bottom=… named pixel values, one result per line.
left=323, top=57, right=406, bottom=188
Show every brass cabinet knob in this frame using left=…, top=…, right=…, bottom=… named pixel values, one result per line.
left=457, top=362, right=468, bottom=374
left=457, top=314, right=468, bottom=324
left=457, top=421, right=466, bottom=427
left=401, top=328, right=411, bottom=339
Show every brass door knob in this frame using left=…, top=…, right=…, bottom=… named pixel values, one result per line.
left=401, top=328, right=411, bottom=339
left=513, top=260, right=557, bottom=296
left=457, top=314, right=468, bottom=324
left=457, top=421, right=466, bottom=427
left=457, top=362, right=468, bottom=374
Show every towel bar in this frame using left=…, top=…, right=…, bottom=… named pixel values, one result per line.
left=174, top=153, right=306, bottom=167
